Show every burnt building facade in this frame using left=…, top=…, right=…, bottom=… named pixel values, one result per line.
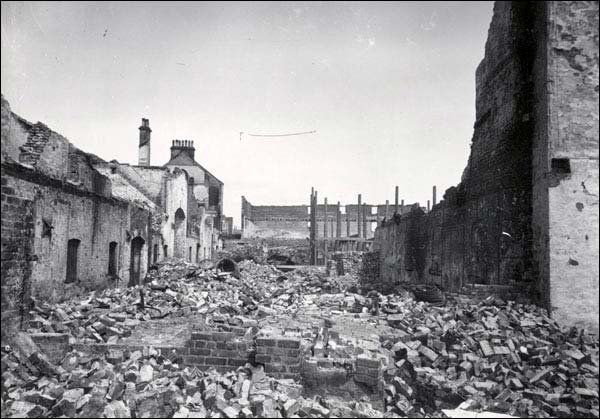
left=1, top=96, right=224, bottom=339
left=373, top=1, right=599, bottom=332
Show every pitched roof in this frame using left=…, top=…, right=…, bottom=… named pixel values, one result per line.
left=95, top=166, right=157, bottom=211
left=164, top=150, right=223, bottom=185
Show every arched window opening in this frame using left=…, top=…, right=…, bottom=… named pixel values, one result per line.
left=65, top=239, right=80, bottom=283
left=108, top=241, right=118, bottom=275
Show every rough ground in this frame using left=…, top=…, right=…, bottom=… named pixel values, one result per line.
left=1, top=258, right=598, bottom=418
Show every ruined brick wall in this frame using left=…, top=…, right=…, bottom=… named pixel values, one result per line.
left=241, top=199, right=310, bottom=239
left=160, top=170, right=191, bottom=259
left=1, top=98, right=157, bottom=341
left=376, top=2, right=538, bottom=290
left=1, top=163, right=139, bottom=339
left=1, top=169, right=35, bottom=339
left=241, top=199, right=387, bottom=240
left=374, top=211, right=428, bottom=288
left=374, top=1, right=599, bottom=331
left=534, top=1, right=599, bottom=332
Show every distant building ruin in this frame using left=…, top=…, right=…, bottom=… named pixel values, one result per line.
left=241, top=195, right=421, bottom=240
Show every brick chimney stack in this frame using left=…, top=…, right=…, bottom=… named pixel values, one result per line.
left=138, top=118, right=152, bottom=166
left=170, top=139, right=195, bottom=161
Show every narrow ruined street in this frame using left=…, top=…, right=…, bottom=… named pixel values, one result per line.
left=1, top=1, right=598, bottom=418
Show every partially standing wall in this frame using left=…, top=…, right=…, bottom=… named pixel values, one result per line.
left=373, top=1, right=599, bottom=332
left=1, top=97, right=155, bottom=341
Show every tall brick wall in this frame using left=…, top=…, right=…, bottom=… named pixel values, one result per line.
left=373, top=2, right=598, bottom=331
left=376, top=2, right=538, bottom=290
left=1, top=171, right=35, bottom=339
left=534, top=1, right=599, bottom=332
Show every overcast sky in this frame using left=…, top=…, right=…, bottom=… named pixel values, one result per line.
left=1, top=1, right=493, bottom=226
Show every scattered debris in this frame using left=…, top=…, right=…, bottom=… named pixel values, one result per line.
left=2, top=257, right=598, bottom=418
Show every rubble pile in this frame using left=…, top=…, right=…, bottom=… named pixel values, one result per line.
left=216, top=243, right=267, bottom=264
left=23, top=260, right=361, bottom=345
left=266, top=246, right=310, bottom=266
left=359, top=251, right=380, bottom=292
left=332, top=252, right=363, bottom=277
left=2, top=333, right=385, bottom=418
left=3, top=259, right=599, bottom=418
left=379, top=296, right=599, bottom=418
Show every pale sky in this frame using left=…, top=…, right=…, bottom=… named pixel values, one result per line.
left=1, top=1, right=494, bottom=227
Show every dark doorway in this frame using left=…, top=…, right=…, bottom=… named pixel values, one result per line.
left=153, top=243, right=158, bottom=264
left=196, top=244, right=200, bottom=263
left=108, top=241, right=118, bottom=275
left=174, top=208, right=186, bottom=258
left=129, top=236, right=145, bottom=286
left=65, top=239, right=80, bottom=283
left=163, top=244, right=168, bottom=258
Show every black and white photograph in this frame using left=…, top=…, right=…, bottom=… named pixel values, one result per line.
left=1, top=1, right=598, bottom=418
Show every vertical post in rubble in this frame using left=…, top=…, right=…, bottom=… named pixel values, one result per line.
left=376, top=205, right=380, bottom=227
left=363, top=203, right=368, bottom=240
left=323, top=197, right=328, bottom=240
left=401, top=199, right=405, bottom=214
left=336, top=201, right=341, bottom=238
left=433, top=185, right=437, bottom=207
left=346, top=209, right=350, bottom=238
left=394, top=186, right=399, bottom=215
left=357, top=194, right=362, bottom=238
left=310, top=189, right=317, bottom=265
left=385, top=200, right=389, bottom=220
left=309, top=189, right=314, bottom=265
left=427, top=200, right=431, bottom=212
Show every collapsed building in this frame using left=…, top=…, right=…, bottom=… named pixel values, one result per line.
left=373, top=1, right=599, bottom=333
left=241, top=195, right=420, bottom=240
left=0, top=96, right=225, bottom=339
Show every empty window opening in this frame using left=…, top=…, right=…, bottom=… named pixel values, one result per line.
left=196, top=244, right=200, bottom=263
left=209, top=186, right=220, bottom=206
left=108, top=242, right=118, bottom=275
left=129, top=236, right=145, bottom=286
left=189, top=246, right=192, bottom=261
left=163, top=245, right=168, bottom=258
left=65, top=239, right=80, bottom=283
left=371, top=206, right=378, bottom=215
left=153, top=244, right=158, bottom=264
left=551, top=158, right=571, bottom=175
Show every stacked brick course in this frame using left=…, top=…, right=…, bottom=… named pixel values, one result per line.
left=184, top=328, right=251, bottom=373
left=255, top=333, right=302, bottom=380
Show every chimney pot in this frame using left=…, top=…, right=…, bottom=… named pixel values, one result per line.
left=138, top=118, right=151, bottom=166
